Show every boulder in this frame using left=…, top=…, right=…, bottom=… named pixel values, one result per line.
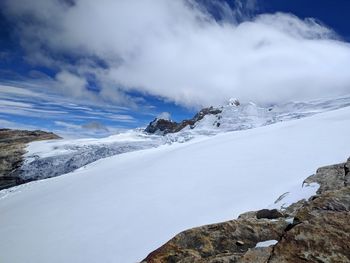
left=256, top=209, right=284, bottom=220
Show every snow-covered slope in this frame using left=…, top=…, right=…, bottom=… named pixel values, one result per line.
left=0, top=106, right=349, bottom=263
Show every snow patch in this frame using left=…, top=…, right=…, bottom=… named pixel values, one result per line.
left=255, top=240, right=278, bottom=248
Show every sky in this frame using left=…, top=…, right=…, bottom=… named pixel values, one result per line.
left=0, top=0, right=350, bottom=137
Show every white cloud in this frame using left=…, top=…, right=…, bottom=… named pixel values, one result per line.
left=0, top=85, right=42, bottom=98
left=55, top=71, right=88, bottom=98
left=3, top=0, right=350, bottom=107
left=0, top=99, right=33, bottom=108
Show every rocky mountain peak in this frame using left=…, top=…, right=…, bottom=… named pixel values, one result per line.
left=145, top=106, right=222, bottom=135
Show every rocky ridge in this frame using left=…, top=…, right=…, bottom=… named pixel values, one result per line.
left=145, top=106, right=223, bottom=135
left=142, top=158, right=350, bottom=262
left=0, top=129, right=60, bottom=190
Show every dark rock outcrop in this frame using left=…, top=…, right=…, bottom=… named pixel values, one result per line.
left=142, top=158, right=350, bottom=263
left=145, top=119, right=180, bottom=134
left=0, top=129, right=60, bottom=190
left=256, top=209, right=284, bottom=220
left=145, top=107, right=222, bottom=135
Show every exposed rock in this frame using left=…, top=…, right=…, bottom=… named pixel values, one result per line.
left=256, top=209, right=284, bottom=220
left=282, top=199, right=306, bottom=218
left=239, top=247, right=272, bottom=263
left=303, top=162, right=349, bottom=194
left=145, top=119, right=180, bottom=134
left=269, top=187, right=350, bottom=262
left=238, top=209, right=284, bottom=220
left=0, top=129, right=60, bottom=190
left=237, top=211, right=257, bottom=220
left=142, top=158, right=350, bottom=263
left=142, top=218, right=288, bottom=262
left=145, top=107, right=222, bottom=135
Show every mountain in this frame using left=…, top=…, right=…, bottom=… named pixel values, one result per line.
left=145, top=96, right=350, bottom=136
left=1, top=95, right=345, bottom=186
left=0, top=103, right=349, bottom=263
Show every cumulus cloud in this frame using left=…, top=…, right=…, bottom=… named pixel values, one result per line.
left=2, top=0, right=350, bottom=107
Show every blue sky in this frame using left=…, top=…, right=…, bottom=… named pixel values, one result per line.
left=0, top=0, right=350, bottom=137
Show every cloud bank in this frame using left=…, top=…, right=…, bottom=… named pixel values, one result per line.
left=2, top=0, right=350, bottom=107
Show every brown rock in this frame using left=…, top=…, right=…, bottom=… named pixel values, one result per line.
left=240, top=247, right=272, bottom=263
left=142, top=218, right=288, bottom=263
left=303, top=161, right=349, bottom=194
left=269, top=187, right=350, bottom=263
